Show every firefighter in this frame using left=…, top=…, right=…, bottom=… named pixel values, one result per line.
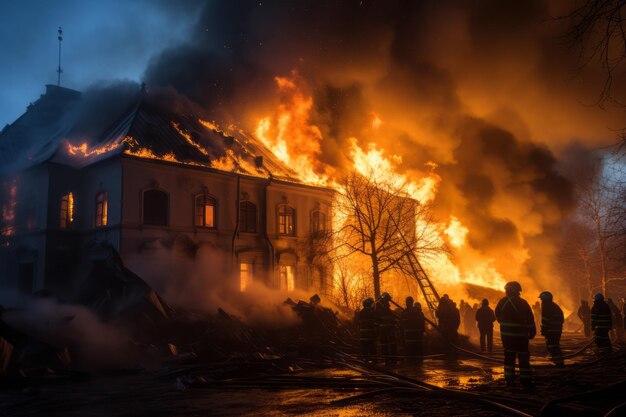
left=475, top=298, right=496, bottom=353
left=495, top=281, right=536, bottom=389
left=591, top=293, right=613, bottom=354
left=376, top=292, right=397, bottom=366
left=539, top=291, right=565, bottom=367
left=400, top=296, right=425, bottom=364
left=437, top=296, right=460, bottom=345
left=356, top=298, right=377, bottom=361
left=577, top=300, right=591, bottom=338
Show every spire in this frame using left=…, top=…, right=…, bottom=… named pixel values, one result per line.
left=57, top=27, right=63, bottom=87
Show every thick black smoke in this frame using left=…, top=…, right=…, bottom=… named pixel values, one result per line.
left=139, top=1, right=626, bottom=304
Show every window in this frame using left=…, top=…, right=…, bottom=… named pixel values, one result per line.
left=95, top=192, right=108, bottom=227
left=60, top=192, right=74, bottom=229
left=278, top=205, right=295, bottom=236
left=279, top=265, right=295, bottom=291
left=239, top=201, right=257, bottom=233
left=240, top=262, right=253, bottom=292
left=195, top=194, right=217, bottom=228
left=143, top=189, right=168, bottom=226
left=311, top=210, right=326, bottom=233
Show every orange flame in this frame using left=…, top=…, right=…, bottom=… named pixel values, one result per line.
left=256, top=72, right=513, bottom=299
left=65, top=137, right=124, bottom=157
left=254, top=74, right=331, bottom=185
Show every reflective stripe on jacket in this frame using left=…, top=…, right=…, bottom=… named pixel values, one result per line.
left=495, top=296, right=536, bottom=339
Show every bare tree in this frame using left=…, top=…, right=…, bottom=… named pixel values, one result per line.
left=330, top=254, right=373, bottom=311
left=564, top=0, right=626, bottom=106
left=330, top=170, right=445, bottom=299
left=576, top=158, right=626, bottom=295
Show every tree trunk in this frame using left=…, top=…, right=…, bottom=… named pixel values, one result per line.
left=578, top=246, right=594, bottom=300
left=371, top=254, right=381, bottom=299
left=595, top=217, right=608, bottom=295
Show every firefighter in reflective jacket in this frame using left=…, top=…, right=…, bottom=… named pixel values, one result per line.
left=590, top=293, right=613, bottom=354
left=356, top=298, right=377, bottom=361
left=400, top=296, right=425, bottom=364
left=495, top=281, right=536, bottom=388
left=376, top=292, right=397, bottom=365
left=539, top=291, right=565, bottom=367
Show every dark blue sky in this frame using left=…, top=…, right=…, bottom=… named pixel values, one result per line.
left=0, top=0, right=202, bottom=127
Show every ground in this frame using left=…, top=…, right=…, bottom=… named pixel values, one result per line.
left=1, top=333, right=624, bottom=417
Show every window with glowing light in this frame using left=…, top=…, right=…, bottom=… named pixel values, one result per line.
left=239, top=201, right=257, bottom=233
left=60, top=192, right=74, bottom=229
left=95, top=192, right=108, bottom=227
left=195, top=194, right=217, bottom=228
left=277, top=205, right=295, bottom=236
left=143, top=189, right=169, bottom=226
left=279, top=264, right=295, bottom=291
left=240, top=262, right=253, bottom=292
left=310, top=210, right=326, bottom=234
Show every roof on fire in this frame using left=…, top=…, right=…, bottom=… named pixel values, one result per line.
left=0, top=84, right=299, bottom=182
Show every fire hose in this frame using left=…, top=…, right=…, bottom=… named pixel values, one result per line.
left=331, top=347, right=536, bottom=417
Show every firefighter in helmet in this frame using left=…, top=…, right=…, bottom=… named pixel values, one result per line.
left=400, top=296, right=425, bottom=364
left=475, top=298, right=496, bottom=353
left=495, top=281, right=536, bottom=389
left=375, top=292, right=397, bottom=365
left=356, top=298, right=377, bottom=361
left=539, top=291, right=565, bottom=367
left=590, top=293, right=613, bottom=354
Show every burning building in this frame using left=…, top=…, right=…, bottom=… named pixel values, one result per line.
left=0, top=84, right=334, bottom=301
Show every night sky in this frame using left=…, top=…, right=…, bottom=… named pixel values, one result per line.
left=0, top=0, right=201, bottom=127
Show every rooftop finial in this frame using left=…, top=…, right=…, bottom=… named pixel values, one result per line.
left=57, top=27, right=63, bottom=87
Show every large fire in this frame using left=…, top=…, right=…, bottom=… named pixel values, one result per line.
left=252, top=74, right=509, bottom=302
left=61, top=76, right=512, bottom=303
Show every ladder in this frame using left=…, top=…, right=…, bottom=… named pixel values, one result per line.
left=386, top=209, right=441, bottom=319
left=400, top=250, right=440, bottom=319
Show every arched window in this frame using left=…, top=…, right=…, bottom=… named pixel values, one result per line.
left=277, top=204, right=295, bottom=236
left=195, top=194, right=217, bottom=228
left=279, top=264, right=296, bottom=291
left=95, top=192, right=108, bottom=227
left=60, top=192, right=74, bottom=229
left=143, top=189, right=168, bottom=226
left=239, top=201, right=257, bottom=233
left=311, top=210, right=326, bottom=233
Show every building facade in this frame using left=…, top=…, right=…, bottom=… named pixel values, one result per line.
left=0, top=85, right=334, bottom=302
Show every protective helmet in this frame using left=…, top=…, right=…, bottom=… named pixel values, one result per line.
left=310, top=294, right=321, bottom=305
left=415, top=302, right=422, bottom=310
left=481, top=298, right=489, bottom=306
left=363, top=298, right=374, bottom=307
left=381, top=292, right=391, bottom=300
left=539, top=291, right=553, bottom=302
left=406, top=296, right=414, bottom=306
left=504, top=281, right=522, bottom=294
left=593, top=293, right=604, bottom=302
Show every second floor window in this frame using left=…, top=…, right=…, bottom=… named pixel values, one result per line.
left=278, top=205, right=295, bottom=236
left=239, top=201, right=257, bottom=233
left=195, top=194, right=217, bottom=228
left=60, top=192, right=74, bottom=229
left=95, top=192, right=108, bottom=227
left=143, top=189, right=168, bottom=226
left=311, top=210, right=326, bottom=233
